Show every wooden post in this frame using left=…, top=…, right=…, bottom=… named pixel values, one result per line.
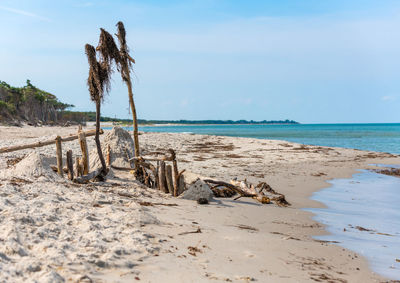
left=165, top=165, right=174, bottom=195
left=75, top=157, right=81, bottom=177
left=158, top=161, right=168, bottom=193
left=155, top=161, right=159, bottom=189
left=55, top=136, right=63, bottom=177
left=66, top=150, right=74, bottom=180
left=78, top=130, right=89, bottom=175
left=172, top=159, right=179, bottom=197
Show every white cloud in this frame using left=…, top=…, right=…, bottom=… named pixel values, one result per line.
left=0, top=5, right=51, bottom=22
left=381, top=95, right=396, bottom=101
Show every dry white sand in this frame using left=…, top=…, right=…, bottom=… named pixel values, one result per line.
left=0, top=124, right=399, bottom=282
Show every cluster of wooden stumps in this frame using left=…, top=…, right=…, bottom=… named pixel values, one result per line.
left=53, top=126, right=101, bottom=183
left=0, top=127, right=103, bottom=183
left=112, top=148, right=185, bottom=196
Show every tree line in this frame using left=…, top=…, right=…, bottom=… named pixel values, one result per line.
left=0, top=80, right=73, bottom=125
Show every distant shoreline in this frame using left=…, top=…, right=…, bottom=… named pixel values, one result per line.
left=140, top=123, right=299, bottom=127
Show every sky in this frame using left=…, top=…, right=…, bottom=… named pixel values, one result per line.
left=0, top=0, right=399, bottom=123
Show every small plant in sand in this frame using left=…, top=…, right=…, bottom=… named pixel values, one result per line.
left=84, top=44, right=110, bottom=178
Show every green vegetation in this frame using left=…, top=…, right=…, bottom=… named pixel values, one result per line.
left=0, top=80, right=73, bottom=124
left=62, top=113, right=299, bottom=125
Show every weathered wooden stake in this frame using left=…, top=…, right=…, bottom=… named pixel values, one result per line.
left=66, top=150, right=74, bottom=180
left=172, top=159, right=179, bottom=197
left=78, top=130, right=89, bottom=175
left=75, top=157, right=81, bottom=177
left=55, top=136, right=63, bottom=177
left=165, top=164, right=174, bottom=195
left=158, top=161, right=168, bottom=193
left=155, top=161, right=160, bottom=189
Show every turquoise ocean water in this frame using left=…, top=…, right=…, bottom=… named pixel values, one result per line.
left=121, top=123, right=400, bottom=279
left=131, top=123, right=400, bottom=154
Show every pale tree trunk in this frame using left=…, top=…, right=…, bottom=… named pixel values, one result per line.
left=123, top=66, right=140, bottom=158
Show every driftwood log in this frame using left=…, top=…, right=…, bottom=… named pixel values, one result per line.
left=73, top=168, right=104, bottom=184
left=55, top=136, right=63, bottom=177
left=0, top=129, right=103, bottom=154
left=203, top=179, right=270, bottom=204
left=129, top=149, right=176, bottom=162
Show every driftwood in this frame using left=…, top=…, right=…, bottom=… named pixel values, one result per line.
left=203, top=179, right=271, bottom=204
left=66, top=150, right=74, bottom=180
left=55, top=136, right=63, bottom=177
left=0, top=129, right=103, bottom=154
left=75, top=157, right=83, bottom=177
left=204, top=179, right=253, bottom=197
left=78, top=129, right=89, bottom=175
left=210, top=179, right=289, bottom=206
left=73, top=168, right=103, bottom=184
left=178, top=228, right=202, bottom=236
left=129, top=149, right=176, bottom=162
left=127, top=148, right=182, bottom=194
left=51, top=165, right=69, bottom=173
left=255, top=182, right=290, bottom=206
left=138, top=201, right=178, bottom=207
left=209, top=185, right=236, bottom=198
left=170, top=150, right=179, bottom=197
left=110, top=165, right=134, bottom=171
left=158, top=161, right=168, bottom=193
left=165, top=165, right=174, bottom=195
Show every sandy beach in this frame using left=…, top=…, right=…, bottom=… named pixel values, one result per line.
left=0, top=125, right=399, bottom=282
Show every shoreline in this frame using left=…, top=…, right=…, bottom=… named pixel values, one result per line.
left=306, top=169, right=400, bottom=279
left=0, top=125, right=399, bottom=281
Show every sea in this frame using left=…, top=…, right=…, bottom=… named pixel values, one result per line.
left=119, top=123, right=400, bottom=279
left=136, top=123, right=400, bottom=154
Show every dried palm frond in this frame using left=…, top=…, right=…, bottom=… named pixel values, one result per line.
left=97, top=28, right=121, bottom=73
left=116, top=21, right=135, bottom=81
left=85, top=44, right=111, bottom=101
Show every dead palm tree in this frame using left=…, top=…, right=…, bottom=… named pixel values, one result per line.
left=115, top=21, right=140, bottom=158
left=96, top=24, right=138, bottom=157
left=85, top=43, right=110, bottom=177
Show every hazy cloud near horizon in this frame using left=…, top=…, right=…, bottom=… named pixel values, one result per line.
left=0, top=0, right=399, bottom=123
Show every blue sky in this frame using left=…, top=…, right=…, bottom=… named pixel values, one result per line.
left=0, top=0, right=399, bottom=123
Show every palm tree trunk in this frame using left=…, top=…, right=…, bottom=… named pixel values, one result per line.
left=95, top=100, right=107, bottom=174
left=124, top=66, right=140, bottom=158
